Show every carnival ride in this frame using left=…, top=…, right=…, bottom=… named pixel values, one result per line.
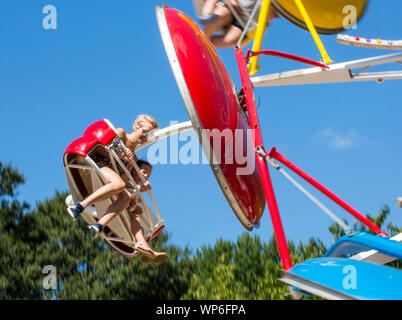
left=64, top=119, right=165, bottom=257
left=64, top=0, right=402, bottom=299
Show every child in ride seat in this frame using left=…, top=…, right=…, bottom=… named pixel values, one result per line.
left=198, top=0, right=278, bottom=48
left=126, top=159, right=168, bottom=264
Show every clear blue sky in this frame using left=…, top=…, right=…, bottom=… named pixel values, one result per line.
left=1, top=0, right=401, bottom=252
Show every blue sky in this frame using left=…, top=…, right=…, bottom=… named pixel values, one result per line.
left=1, top=0, right=401, bottom=253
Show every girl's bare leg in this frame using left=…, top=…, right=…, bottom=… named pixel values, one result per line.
left=204, top=6, right=233, bottom=37
left=79, top=167, right=126, bottom=208
left=211, top=24, right=243, bottom=48
left=130, top=214, right=167, bottom=258
left=97, top=189, right=131, bottom=227
left=130, top=215, right=151, bottom=249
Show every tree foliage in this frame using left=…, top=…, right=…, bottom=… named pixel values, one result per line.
left=0, top=162, right=194, bottom=299
left=0, top=161, right=401, bottom=300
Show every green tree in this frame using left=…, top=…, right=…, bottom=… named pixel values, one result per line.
left=183, top=253, right=250, bottom=299
left=1, top=161, right=401, bottom=300
left=33, top=192, right=196, bottom=300
left=0, top=162, right=195, bottom=299
left=184, top=233, right=328, bottom=300
left=0, top=162, right=49, bottom=298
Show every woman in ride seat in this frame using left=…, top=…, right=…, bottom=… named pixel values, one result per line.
left=67, top=115, right=167, bottom=262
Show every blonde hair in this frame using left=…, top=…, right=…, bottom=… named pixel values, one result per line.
left=133, top=115, right=158, bottom=130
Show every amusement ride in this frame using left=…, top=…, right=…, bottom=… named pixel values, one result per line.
left=63, top=0, right=402, bottom=299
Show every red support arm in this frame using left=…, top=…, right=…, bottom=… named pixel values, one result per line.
left=267, top=147, right=387, bottom=236
left=236, top=47, right=293, bottom=271
left=246, top=50, right=330, bottom=69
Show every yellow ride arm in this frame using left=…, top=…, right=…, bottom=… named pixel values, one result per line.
left=248, top=0, right=272, bottom=76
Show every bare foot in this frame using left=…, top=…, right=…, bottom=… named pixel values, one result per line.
left=135, top=242, right=155, bottom=257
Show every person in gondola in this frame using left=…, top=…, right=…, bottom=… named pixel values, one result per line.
left=67, top=114, right=157, bottom=223
left=66, top=116, right=156, bottom=233
left=198, top=0, right=278, bottom=48
left=126, top=159, right=168, bottom=263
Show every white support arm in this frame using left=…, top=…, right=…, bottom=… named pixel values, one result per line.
left=251, top=52, right=402, bottom=87
left=135, top=120, right=194, bottom=152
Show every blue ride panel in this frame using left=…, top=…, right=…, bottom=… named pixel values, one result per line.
left=284, top=257, right=402, bottom=300
left=324, top=232, right=402, bottom=260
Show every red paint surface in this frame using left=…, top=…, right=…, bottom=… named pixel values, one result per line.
left=64, top=120, right=117, bottom=161
left=164, top=8, right=265, bottom=225
left=247, top=50, right=330, bottom=69
left=236, top=47, right=293, bottom=271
